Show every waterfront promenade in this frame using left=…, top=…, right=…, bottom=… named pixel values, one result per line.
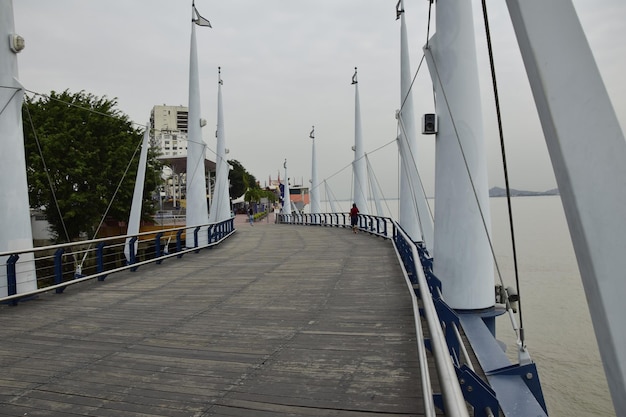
left=0, top=215, right=428, bottom=416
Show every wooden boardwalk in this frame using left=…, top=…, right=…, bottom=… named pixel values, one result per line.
left=0, top=216, right=428, bottom=416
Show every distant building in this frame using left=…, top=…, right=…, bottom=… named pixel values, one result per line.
left=150, top=105, right=189, bottom=157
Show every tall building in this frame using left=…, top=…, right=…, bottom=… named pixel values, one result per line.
left=150, top=105, right=189, bottom=157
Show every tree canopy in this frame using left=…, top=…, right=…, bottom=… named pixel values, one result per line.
left=228, top=159, right=258, bottom=198
left=23, top=90, right=160, bottom=242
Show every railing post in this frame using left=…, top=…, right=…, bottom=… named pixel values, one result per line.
left=97, top=242, right=108, bottom=281
left=6, top=254, right=19, bottom=305
left=207, top=225, right=214, bottom=245
left=128, top=237, right=138, bottom=272
left=54, top=248, right=66, bottom=293
left=193, top=227, right=201, bottom=252
left=155, top=232, right=164, bottom=264
left=176, top=230, right=184, bottom=258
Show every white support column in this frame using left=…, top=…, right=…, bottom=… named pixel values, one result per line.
left=397, top=0, right=433, bottom=249
left=507, top=1, right=626, bottom=413
left=309, top=127, right=321, bottom=216
left=352, top=68, right=368, bottom=214
left=186, top=23, right=209, bottom=247
left=281, top=159, right=292, bottom=216
left=124, top=126, right=150, bottom=263
left=425, top=0, right=494, bottom=310
left=0, top=0, right=37, bottom=296
left=209, top=68, right=231, bottom=223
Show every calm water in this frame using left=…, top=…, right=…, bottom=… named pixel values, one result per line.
left=324, top=196, right=615, bottom=416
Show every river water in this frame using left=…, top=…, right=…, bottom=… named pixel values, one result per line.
left=324, top=196, right=615, bottom=416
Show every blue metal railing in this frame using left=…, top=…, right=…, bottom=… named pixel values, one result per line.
left=276, top=212, right=394, bottom=239
left=1, top=218, right=235, bottom=305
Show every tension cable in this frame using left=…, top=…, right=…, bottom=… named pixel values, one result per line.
left=480, top=0, right=526, bottom=347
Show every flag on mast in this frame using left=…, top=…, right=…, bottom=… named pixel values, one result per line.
left=192, top=2, right=212, bottom=27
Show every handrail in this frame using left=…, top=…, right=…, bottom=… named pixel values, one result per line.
left=393, top=222, right=470, bottom=417
left=1, top=217, right=236, bottom=304
left=392, top=233, right=437, bottom=416
left=276, top=212, right=394, bottom=240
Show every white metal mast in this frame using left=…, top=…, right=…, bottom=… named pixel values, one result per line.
left=0, top=0, right=37, bottom=296
left=186, top=8, right=210, bottom=247
left=208, top=67, right=231, bottom=223
left=424, top=0, right=494, bottom=310
left=397, top=0, right=433, bottom=249
left=124, top=126, right=150, bottom=263
left=309, top=126, right=321, bottom=215
left=281, top=159, right=292, bottom=215
left=351, top=68, right=368, bottom=214
left=506, top=1, right=626, bottom=413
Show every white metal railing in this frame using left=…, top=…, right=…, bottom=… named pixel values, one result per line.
left=1, top=218, right=235, bottom=304
left=393, top=223, right=469, bottom=417
left=276, top=212, right=394, bottom=239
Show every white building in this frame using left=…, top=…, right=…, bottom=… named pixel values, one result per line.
left=150, top=105, right=189, bottom=157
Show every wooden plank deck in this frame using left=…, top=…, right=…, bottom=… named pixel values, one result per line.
left=0, top=216, right=429, bottom=416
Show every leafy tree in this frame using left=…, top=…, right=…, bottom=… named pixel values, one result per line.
left=228, top=159, right=257, bottom=198
left=23, top=90, right=160, bottom=242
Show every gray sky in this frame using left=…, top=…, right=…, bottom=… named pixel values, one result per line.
left=13, top=1, right=626, bottom=199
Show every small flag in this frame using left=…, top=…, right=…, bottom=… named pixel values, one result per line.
left=351, top=67, right=358, bottom=85
left=309, top=126, right=315, bottom=139
left=218, top=66, right=223, bottom=85
left=193, top=2, right=212, bottom=27
left=283, top=159, right=287, bottom=169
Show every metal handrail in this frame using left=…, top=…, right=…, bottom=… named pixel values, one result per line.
left=276, top=212, right=394, bottom=239
left=393, top=235, right=437, bottom=416
left=393, top=223, right=469, bottom=417
left=1, top=217, right=235, bottom=304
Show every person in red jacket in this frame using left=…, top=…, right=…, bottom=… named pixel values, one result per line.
left=349, top=203, right=359, bottom=234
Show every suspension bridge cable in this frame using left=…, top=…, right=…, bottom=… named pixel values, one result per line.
left=79, top=134, right=144, bottom=269
left=396, top=112, right=435, bottom=224
left=426, top=0, right=434, bottom=49
left=23, top=100, right=72, bottom=245
left=0, top=86, right=21, bottom=117
left=424, top=47, right=512, bottom=319
left=365, top=155, right=394, bottom=218
left=480, top=0, right=525, bottom=346
left=398, top=0, right=433, bottom=113
left=24, top=88, right=219, bottom=158
left=319, top=138, right=396, bottom=188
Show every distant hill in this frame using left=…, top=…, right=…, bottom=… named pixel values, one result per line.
left=489, top=186, right=559, bottom=197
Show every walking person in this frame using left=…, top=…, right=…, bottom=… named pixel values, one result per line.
left=248, top=206, right=254, bottom=226
left=349, top=203, right=359, bottom=233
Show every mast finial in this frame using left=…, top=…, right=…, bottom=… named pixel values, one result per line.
left=351, top=67, right=358, bottom=85
left=309, top=126, right=315, bottom=139
left=192, top=2, right=212, bottom=27
left=396, top=0, right=405, bottom=20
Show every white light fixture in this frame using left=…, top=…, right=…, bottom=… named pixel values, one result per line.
left=9, top=34, right=25, bottom=53
left=200, top=118, right=207, bottom=127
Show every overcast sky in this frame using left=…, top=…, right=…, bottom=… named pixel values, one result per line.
left=12, top=1, right=626, bottom=199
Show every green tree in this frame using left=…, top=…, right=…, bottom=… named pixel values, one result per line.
left=23, top=90, right=160, bottom=242
left=228, top=159, right=257, bottom=198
